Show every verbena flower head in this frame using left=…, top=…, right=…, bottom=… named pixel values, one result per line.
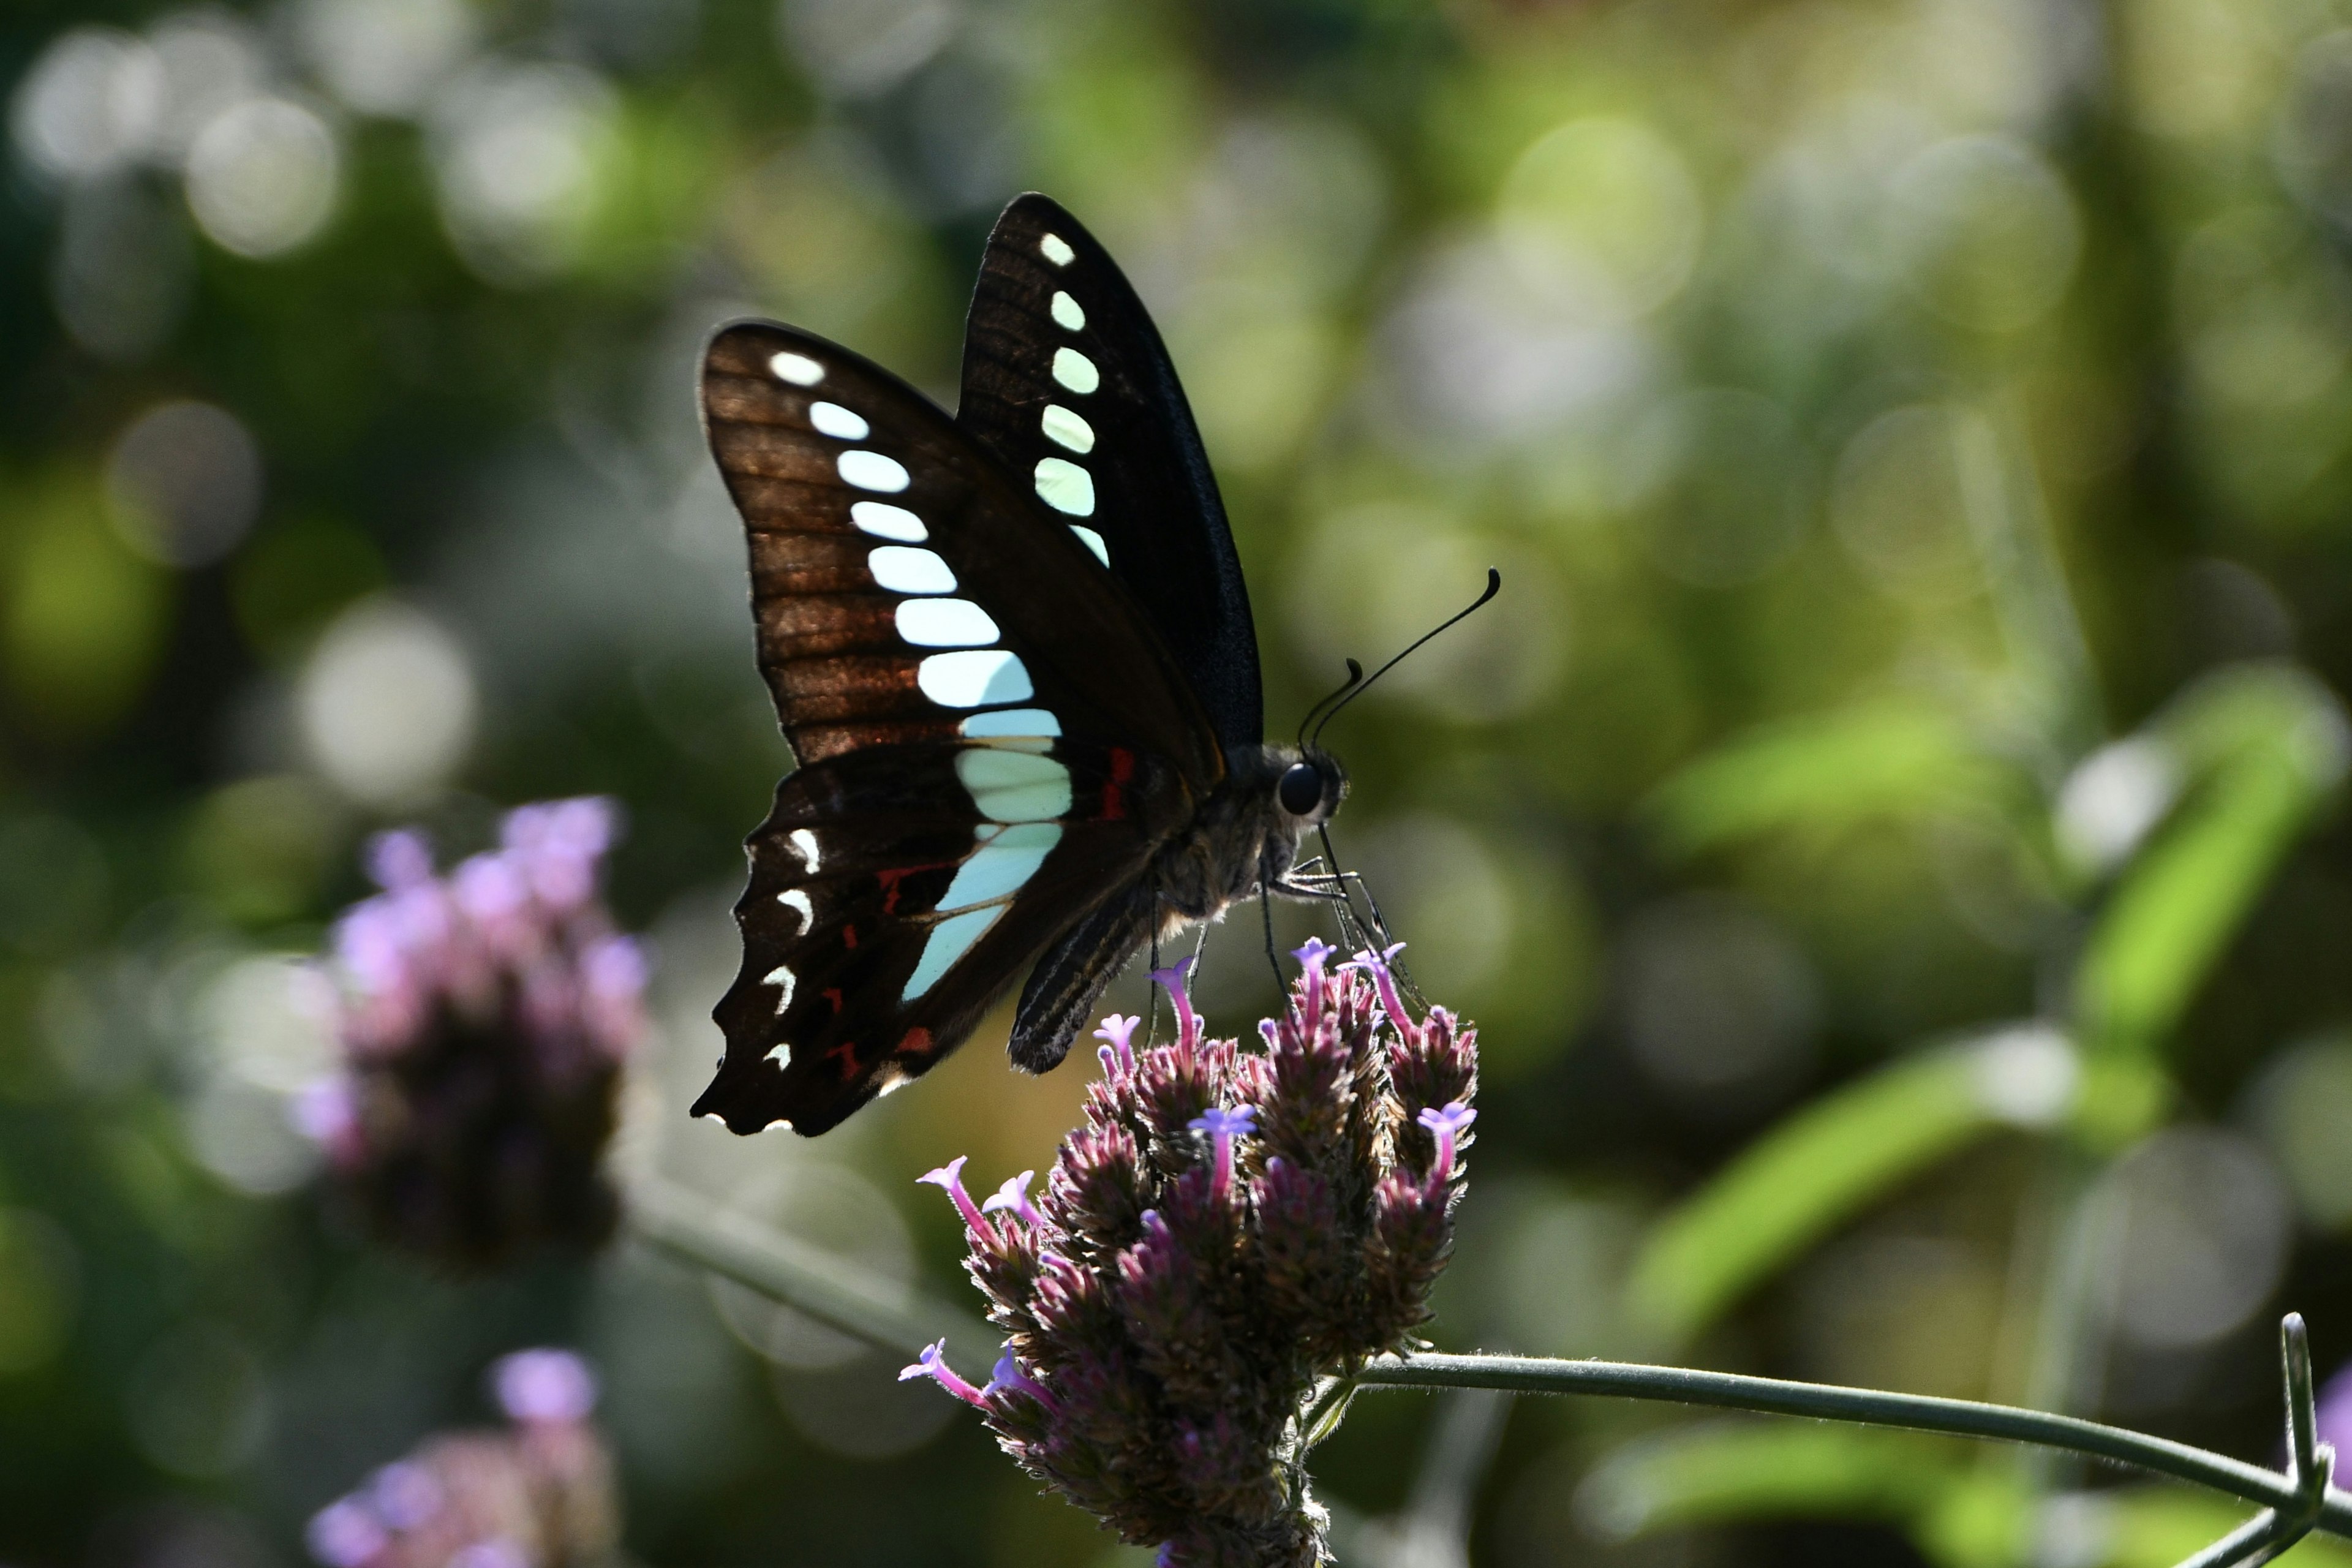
left=304, top=1348, right=617, bottom=1568
left=296, top=799, right=647, bottom=1267
left=908, top=943, right=1479, bottom=1567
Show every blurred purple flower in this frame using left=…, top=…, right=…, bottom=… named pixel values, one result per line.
left=2317, top=1359, right=2352, bottom=1459
left=912, top=944, right=1480, bottom=1567
left=295, top=797, right=647, bottom=1267
left=305, top=1351, right=619, bottom=1568
left=494, top=1349, right=599, bottom=1426
left=305, top=1499, right=385, bottom=1568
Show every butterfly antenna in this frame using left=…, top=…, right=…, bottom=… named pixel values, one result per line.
left=1295, top=660, right=1363, bottom=748
left=1308, top=568, right=1501, bottom=749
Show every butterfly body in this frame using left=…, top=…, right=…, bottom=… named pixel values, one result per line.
left=692, top=195, right=1345, bottom=1137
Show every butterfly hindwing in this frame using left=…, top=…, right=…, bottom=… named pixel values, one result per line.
left=959, top=194, right=1265, bottom=753
left=693, top=320, right=1226, bottom=1134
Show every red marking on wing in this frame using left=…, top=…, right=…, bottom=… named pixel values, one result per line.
left=823, top=987, right=844, bottom=1014
left=842, top=924, right=858, bottom=949
left=895, top=1027, right=935, bottom=1057
left=876, top=860, right=957, bottom=915
left=824, top=1040, right=861, bottom=1079
left=1101, top=746, right=1137, bottom=822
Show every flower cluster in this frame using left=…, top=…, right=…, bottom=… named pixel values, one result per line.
left=305, top=1349, right=619, bottom=1568
left=907, top=941, right=1478, bottom=1567
left=294, top=799, right=647, bottom=1267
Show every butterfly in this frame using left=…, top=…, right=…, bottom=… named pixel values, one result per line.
left=688, top=194, right=1375, bottom=1137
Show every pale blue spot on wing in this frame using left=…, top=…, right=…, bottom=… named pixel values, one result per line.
left=850, top=501, right=926, bottom=542
left=777, top=888, right=813, bottom=928
left=896, top=598, right=1000, bottom=647
left=868, top=546, right=956, bottom=594
left=918, top=650, right=1033, bottom=707
left=809, top=401, right=869, bottom=439
left=903, top=907, right=1001, bottom=1000
left=763, top=964, right=796, bottom=1016
left=1035, top=457, right=1095, bottom=516
left=956, top=748, right=1072, bottom=822
left=1050, top=290, right=1085, bottom=330
left=937, top=821, right=1063, bottom=914
left=1041, top=404, right=1095, bottom=453
left=1051, top=347, right=1099, bottom=395
left=1071, top=526, right=1109, bottom=567
left=1039, top=233, right=1075, bottom=266
left=960, top=708, right=1061, bottom=741
left=837, top=450, right=910, bottom=492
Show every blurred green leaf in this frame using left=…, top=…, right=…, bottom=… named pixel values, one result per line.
left=1583, top=1427, right=2352, bottom=1568
left=2076, top=666, right=2348, bottom=1063
left=1578, top=1421, right=1959, bottom=1540
left=1626, top=1028, right=2078, bottom=1344
left=1643, top=701, right=2027, bottom=859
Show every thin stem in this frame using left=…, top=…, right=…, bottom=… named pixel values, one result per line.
left=1352, top=1348, right=2352, bottom=1540
left=627, top=1175, right=1000, bottom=1371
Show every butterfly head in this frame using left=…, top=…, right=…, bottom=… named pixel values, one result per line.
left=1274, top=745, right=1348, bottom=828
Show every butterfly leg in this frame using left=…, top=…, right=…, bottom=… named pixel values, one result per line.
left=1261, top=885, right=1282, bottom=989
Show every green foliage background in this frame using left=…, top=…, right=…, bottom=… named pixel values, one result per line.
left=7, top=0, right=2352, bottom=1564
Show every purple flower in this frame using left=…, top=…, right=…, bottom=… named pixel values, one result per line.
left=305, top=1499, right=385, bottom=1568
left=306, top=1352, right=620, bottom=1568
left=1417, top=1102, right=1477, bottom=1189
left=900, top=1339, right=988, bottom=1409
left=1343, top=941, right=1412, bottom=1039
left=447, top=1544, right=528, bottom=1568
left=982, top=1169, right=1044, bottom=1227
left=366, top=830, right=435, bottom=892
left=907, top=953, right=1479, bottom=1566
left=919, top=1155, right=990, bottom=1237
left=304, top=798, right=645, bottom=1267
left=1148, top=954, right=1200, bottom=1047
left=366, top=1461, right=442, bottom=1530
left=1094, top=1013, right=1142, bottom=1072
left=1188, top=1106, right=1256, bottom=1206
left=2318, top=1359, right=2352, bottom=1459
left=493, top=1348, right=598, bottom=1425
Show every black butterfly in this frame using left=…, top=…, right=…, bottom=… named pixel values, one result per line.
left=691, top=194, right=1355, bottom=1137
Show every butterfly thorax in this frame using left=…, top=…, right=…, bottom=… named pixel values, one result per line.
left=1145, top=742, right=1348, bottom=929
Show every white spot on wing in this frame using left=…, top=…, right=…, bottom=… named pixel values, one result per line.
left=1071, top=526, right=1109, bottom=566
left=1051, top=347, right=1099, bottom=394
left=1050, top=290, right=1085, bottom=330
left=1034, top=457, right=1095, bottom=516
left=777, top=888, right=813, bottom=927
left=955, top=747, right=1072, bottom=822
left=809, top=401, right=869, bottom=439
left=849, top=501, right=926, bottom=542
left=1039, top=233, right=1075, bottom=266
left=1041, top=404, right=1095, bottom=454
left=896, top=597, right=1001, bottom=647
left=764, top=964, right=796, bottom=1016
left=918, top=650, right=1033, bottom=707
left=903, top=907, right=1001, bottom=999
left=868, top=545, right=957, bottom=594
left=769, top=352, right=824, bottom=385
left=837, top=450, right=910, bottom=492
left=788, top=828, right=821, bottom=872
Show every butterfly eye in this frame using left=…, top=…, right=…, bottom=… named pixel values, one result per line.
left=1278, top=762, right=1324, bottom=818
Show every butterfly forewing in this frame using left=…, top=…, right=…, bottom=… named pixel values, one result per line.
left=959, top=195, right=1265, bottom=752
left=694, top=320, right=1223, bottom=1134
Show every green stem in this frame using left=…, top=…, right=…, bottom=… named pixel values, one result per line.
left=1352, top=1350, right=2352, bottom=1539
left=627, top=1176, right=1000, bottom=1370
